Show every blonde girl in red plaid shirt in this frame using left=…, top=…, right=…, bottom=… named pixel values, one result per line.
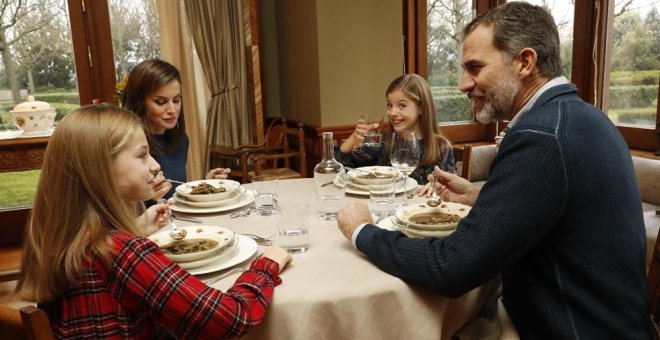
left=16, top=105, right=291, bottom=339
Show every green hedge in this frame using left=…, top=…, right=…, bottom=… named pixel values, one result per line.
left=434, top=94, right=471, bottom=122
left=32, top=92, right=80, bottom=105
left=608, top=85, right=658, bottom=109
left=610, top=70, right=659, bottom=86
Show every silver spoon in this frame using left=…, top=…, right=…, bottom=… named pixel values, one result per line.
left=426, top=172, right=442, bottom=207
left=157, top=199, right=187, bottom=240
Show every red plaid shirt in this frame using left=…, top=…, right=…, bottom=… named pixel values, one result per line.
left=39, top=230, right=282, bottom=339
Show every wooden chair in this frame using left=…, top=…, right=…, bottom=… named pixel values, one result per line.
left=249, top=118, right=307, bottom=180
left=209, top=117, right=306, bottom=183
left=649, top=228, right=660, bottom=325
left=452, top=144, right=472, bottom=181
left=0, top=207, right=30, bottom=282
left=0, top=304, right=54, bottom=340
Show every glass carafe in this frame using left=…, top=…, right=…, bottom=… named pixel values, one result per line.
left=314, top=132, right=346, bottom=220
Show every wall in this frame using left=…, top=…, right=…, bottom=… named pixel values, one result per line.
left=265, top=0, right=401, bottom=127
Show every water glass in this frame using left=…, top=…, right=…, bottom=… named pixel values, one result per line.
left=363, top=131, right=382, bottom=149
left=368, top=176, right=397, bottom=223
left=276, top=202, right=310, bottom=253
left=252, top=175, right=279, bottom=216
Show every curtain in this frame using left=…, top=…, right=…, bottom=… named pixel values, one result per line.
left=183, top=0, right=252, bottom=172
left=155, top=0, right=209, bottom=180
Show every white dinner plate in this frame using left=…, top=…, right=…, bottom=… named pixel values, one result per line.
left=377, top=216, right=455, bottom=238
left=187, top=235, right=258, bottom=275
left=173, top=187, right=246, bottom=208
left=335, top=176, right=418, bottom=196
left=170, top=190, right=255, bottom=214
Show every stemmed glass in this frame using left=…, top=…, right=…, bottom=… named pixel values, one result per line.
left=390, top=131, right=420, bottom=206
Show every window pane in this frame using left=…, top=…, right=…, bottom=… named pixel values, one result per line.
left=426, top=0, right=474, bottom=124
left=518, top=0, right=574, bottom=80
left=427, top=1, right=574, bottom=125
left=109, top=0, right=160, bottom=91
left=606, top=0, right=659, bottom=128
left=0, top=1, right=80, bottom=209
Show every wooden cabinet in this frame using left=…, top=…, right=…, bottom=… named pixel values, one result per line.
left=0, top=137, right=49, bottom=172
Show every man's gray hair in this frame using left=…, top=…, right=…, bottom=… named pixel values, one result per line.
left=464, top=2, right=562, bottom=79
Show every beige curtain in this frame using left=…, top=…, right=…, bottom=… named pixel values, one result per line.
left=183, top=0, right=252, bottom=172
left=156, top=0, right=210, bottom=180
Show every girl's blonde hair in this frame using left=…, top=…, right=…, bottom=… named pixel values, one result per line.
left=16, top=105, right=145, bottom=302
left=386, top=74, right=452, bottom=166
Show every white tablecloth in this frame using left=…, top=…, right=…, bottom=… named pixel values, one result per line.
left=182, top=178, right=497, bottom=340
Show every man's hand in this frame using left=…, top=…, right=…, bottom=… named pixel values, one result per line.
left=434, top=167, right=480, bottom=206
left=337, top=202, right=373, bottom=241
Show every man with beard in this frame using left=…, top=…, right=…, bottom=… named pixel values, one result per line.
left=335, top=2, right=651, bottom=338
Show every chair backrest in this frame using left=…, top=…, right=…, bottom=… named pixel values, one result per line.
left=452, top=144, right=472, bottom=181
left=0, top=207, right=31, bottom=247
left=650, top=227, right=660, bottom=322
left=0, top=305, right=54, bottom=340
left=251, top=118, right=307, bottom=178
left=469, top=144, right=497, bottom=183
left=632, top=156, right=660, bottom=206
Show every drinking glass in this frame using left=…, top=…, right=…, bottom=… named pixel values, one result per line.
left=368, top=177, right=397, bottom=223
left=390, top=131, right=420, bottom=206
left=251, top=175, right=279, bottom=216
left=276, top=202, right=310, bottom=254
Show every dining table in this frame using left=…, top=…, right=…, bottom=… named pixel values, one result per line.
left=176, top=177, right=500, bottom=340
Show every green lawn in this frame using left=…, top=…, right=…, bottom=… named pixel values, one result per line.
left=0, top=170, right=40, bottom=208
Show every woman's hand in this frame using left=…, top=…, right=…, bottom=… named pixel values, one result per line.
left=261, top=246, right=293, bottom=273
left=206, top=168, right=232, bottom=180
left=339, top=117, right=380, bottom=153
left=138, top=198, right=174, bottom=236
left=151, top=171, right=172, bottom=201
left=433, top=167, right=480, bottom=206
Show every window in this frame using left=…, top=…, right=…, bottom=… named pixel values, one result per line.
left=408, top=0, right=660, bottom=152
left=0, top=0, right=159, bottom=209
left=109, top=0, right=160, bottom=87
left=426, top=0, right=473, bottom=123
left=603, top=0, right=659, bottom=129
left=0, top=0, right=80, bottom=209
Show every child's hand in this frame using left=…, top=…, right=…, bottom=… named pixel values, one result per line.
left=339, top=117, right=379, bottom=152
left=262, top=246, right=293, bottom=273
left=139, top=198, right=174, bottom=236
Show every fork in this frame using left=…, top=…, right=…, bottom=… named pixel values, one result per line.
left=240, top=233, right=275, bottom=246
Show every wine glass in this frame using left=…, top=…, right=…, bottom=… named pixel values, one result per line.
left=390, top=131, right=420, bottom=206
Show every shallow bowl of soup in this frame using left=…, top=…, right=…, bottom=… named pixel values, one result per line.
left=347, top=166, right=400, bottom=186
left=175, top=179, right=241, bottom=202
left=149, top=225, right=235, bottom=262
left=395, top=202, right=471, bottom=231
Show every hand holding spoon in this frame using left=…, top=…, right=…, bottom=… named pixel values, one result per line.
left=157, top=199, right=187, bottom=240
